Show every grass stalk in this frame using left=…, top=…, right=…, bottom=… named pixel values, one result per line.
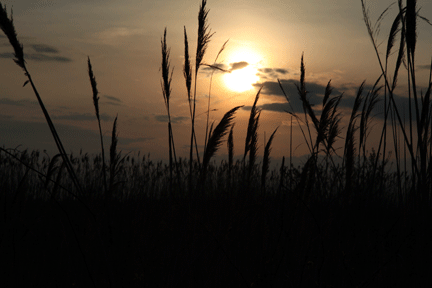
left=0, top=4, right=83, bottom=196
left=87, top=57, right=108, bottom=196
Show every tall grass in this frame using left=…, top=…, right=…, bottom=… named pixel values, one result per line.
left=1, top=0, right=431, bottom=205
left=2, top=2, right=432, bottom=285
left=0, top=3, right=83, bottom=196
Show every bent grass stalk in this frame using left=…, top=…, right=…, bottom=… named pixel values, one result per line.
left=0, top=3, right=83, bottom=196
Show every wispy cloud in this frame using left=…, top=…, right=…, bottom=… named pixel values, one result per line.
left=53, top=112, right=112, bottom=122
left=0, top=52, right=72, bottom=63
left=0, top=98, right=37, bottom=106
left=31, top=44, right=59, bottom=54
left=103, top=95, right=123, bottom=106
left=418, top=64, right=431, bottom=70
left=257, top=68, right=290, bottom=80
left=154, top=115, right=188, bottom=124
left=231, top=61, right=248, bottom=71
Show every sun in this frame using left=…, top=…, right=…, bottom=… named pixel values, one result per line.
left=224, top=66, right=260, bottom=92
left=222, top=48, right=262, bottom=92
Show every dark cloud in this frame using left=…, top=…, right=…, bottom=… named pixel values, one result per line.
left=242, top=102, right=291, bottom=113
left=256, top=79, right=342, bottom=100
left=31, top=44, right=59, bottom=54
left=245, top=78, right=420, bottom=128
left=418, top=64, right=431, bottom=70
left=0, top=52, right=72, bottom=63
left=257, top=68, right=290, bottom=80
left=0, top=98, right=37, bottom=106
left=53, top=112, right=112, bottom=122
left=230, top=61, right=248, bottom=71
left=155, top=115, right=188, bottom=124
left=103, top=95, right=123, bottom=106
left=26, top=53, right=72, bottom=62
left=104, top=95, right=122, bottom=103
left=275, top=68, right=289, bottom=74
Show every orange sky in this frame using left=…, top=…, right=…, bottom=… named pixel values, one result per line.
left=1, top=0, right=432, bottom=163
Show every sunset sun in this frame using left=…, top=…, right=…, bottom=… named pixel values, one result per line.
left=223, top=49, right=262, bottom=92
left=224, top=66, right=260, bottom=92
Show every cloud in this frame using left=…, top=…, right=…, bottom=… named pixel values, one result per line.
left=230, top=61, right=248, bottom=71
left=256, top=78, right=342, bottom=100
left=155, top=115, right=188, bottom=124
left=53, top=112, right=112, bottom=122
left=104, top=95, right=122, bottom=103
left=0, top=52, right=72, bottom=63
left=103, top=95, right=123, bottom=106
left=257, top=68, right=290, bottom=80
left=31, top=44, right=59, bottom=54
left=243, top=102, right=291, bottom=113
left=0, top=98, right=37, bottom=106
left=418, top=64, right=431, bottom=70
left=26, top=53, right=72, bottom=62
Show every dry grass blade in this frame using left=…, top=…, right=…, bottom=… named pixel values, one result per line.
left=0, top=4, right=25, bottom=69
left=327, top=112, right=342, bottom=155
left=295, top=55, right=318, bottom=136
left=183, top=26, right=192, bottom=107
left=244, top=87, right=262, bottom=161
left=44, top=154, right=63, bottom=189
left=406, top=0, right=417, bottom=58
left=392, top=13, right=406, bottom=91
left=88, top=57, right=107, bottom=193
left=386, top=8, right=404, bottom=62
left=323, top=80, right=333, bottom=107
left=344, top=82, right=365, bottom=193
left=88, top=57, right=99, bottom=119
left=261, top=127, right=278, bottom=193
left=109, top=115, right=118, bottom=196
left=195, top=0, right=214, bottom=73
left=248, top=110, right=261, bottom=177
left=228, top=123, right=234, bottom=171
left=202, top=106, right=242, bottom=179
left=359, top=80, right=382, bottom=152
left=316, top=95, right=341, bottom=152
left=161, top=28, right=173, bottom=108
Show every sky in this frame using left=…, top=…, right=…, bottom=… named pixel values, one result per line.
left=0, top=0, right=432, bottom=163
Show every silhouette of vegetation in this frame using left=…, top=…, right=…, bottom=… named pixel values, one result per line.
left=1, top=0, right=432, bottom=287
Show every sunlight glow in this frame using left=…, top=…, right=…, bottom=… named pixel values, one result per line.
left=224, top=66, right=260, bottom=92
left=223, top=48, right=262, bottom=92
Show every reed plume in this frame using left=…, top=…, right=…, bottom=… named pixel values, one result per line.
left=109, top=115, right=118, bottom=197
left=161, top=28, right=178, bottom=195
left=243, top=87, right=262, bottom=183
left=88, top=57, right=107, bottom=195
left=261, top=127, right=278, bottom=194
left=0, top=3, right=82, bottom=195
left=189, top=0, right=213, bottom=190
left=344, top=82, right=365, bottom=195
left=201, top=106, right=242, bottom=183
left=244, top=87, right=262, bottom=161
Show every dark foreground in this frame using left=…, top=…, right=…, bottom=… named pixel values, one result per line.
left=1, top=193, right=432, bottom=288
